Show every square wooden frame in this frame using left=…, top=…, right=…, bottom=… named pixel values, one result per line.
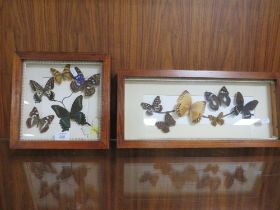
left=10, top=52, right=110, bottom=149
left=117, top=70, right=280, bottom=148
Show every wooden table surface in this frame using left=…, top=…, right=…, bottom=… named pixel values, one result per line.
left=1, top=140, right=280, bottom=210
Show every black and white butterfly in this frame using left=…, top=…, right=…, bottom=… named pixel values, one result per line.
left=205, top=86, right=231, bottom=111
left=232, top=92, right=258, bottom=119
left=155, top=113, right=176, bottom=133
left=51, top=95, right=90, bottom=132
left=70, top=67, right=100, bottom=97
left=30, top=77, right=55, bottom=103
left=140, top=96, right=163, bottom=115
left=26, top=107, right=54, bottom=133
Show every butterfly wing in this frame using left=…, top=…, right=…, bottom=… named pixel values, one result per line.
left=30, top=80, right=44, bottom=103
left=140, top=103, right=153, bottom=115
left=242, top=100, right=258, bottom=119
left=204, top=92, right=219, bottom=111
left=216, top=112, right=224, bottom=125
left=70, top=67, right=85, bottom=92
left=190, top=101, right=206, bottom=123
left=218, top=86, right=231, bottom=106
left=62, top=64, right=72, bottom=80
left=43, top=77, right=55, bottom=101
left=51, top=105, right=70, bottom=131
left=83, top=80, right=95, bottom=96
left=165, top=113, right=176, bottom=126
left=50, top=68, right=63, bottom=84
left=232, top=92, right=244, bottom=115
left=176, top=90, right=192, bottom=116
left=70, top=95, right=90, bottom=125
left=155, top=121, right=170, bottom=133
left=38, top=115, right=54, bottom=133
left=26, top=107, right=40, bottom=128
left=152, top=96, right=162, bottom=112
left=88, top=73, right=101, bottom=85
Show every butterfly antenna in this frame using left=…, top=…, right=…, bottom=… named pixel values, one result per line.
left=61, top=92, right=73, bottom=104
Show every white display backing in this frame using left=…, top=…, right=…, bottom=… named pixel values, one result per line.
left=20, top=61, right=102, bottom=141
left=125, top=78, right=276, bottom=140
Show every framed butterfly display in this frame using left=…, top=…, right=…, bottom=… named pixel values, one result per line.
left=117, top=70, right=280, bottom=148
left=10, top=52, right=110, bottom=149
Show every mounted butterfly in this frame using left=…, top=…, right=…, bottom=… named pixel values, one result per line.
left=205, top=86, right=231, bottom=111
left=30, top=77, right=55, bottom=103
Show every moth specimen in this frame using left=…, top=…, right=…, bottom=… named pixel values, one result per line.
left=232, top=92, right=259, bottom=119
left=140, top=96, right=162, bottom=115
left=70, top=67, right=100, bottom=97
left=175, top=90, right=206, bottom=123
left=50, top=64, right=72, bottom=84
left=26, top=107, right=54, bottom=133
left=155, top=112, right=176, bottom=133
left=205, top=86, right=231, bottom=111
left=30, top=77, right=55, bottom=103
left=51, top=95, right=90, bottom=132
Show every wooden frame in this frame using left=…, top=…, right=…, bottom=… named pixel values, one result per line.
left=10, top=52, right=110, bottom=149
left=117, top=70, right=280, bottom=148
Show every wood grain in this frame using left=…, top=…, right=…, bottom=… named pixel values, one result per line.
left=1, top=0, right=280, bottom=139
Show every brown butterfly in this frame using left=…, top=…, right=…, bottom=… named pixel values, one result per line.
left=139, top=172, right=159, bottom=187
left=203, top=164, right=219, bottom=174
left=208, top=112, right=224, bottom=126
left=141, top=96, right=163, bottom=115
left=155, top=113, right=176, bottom=133
left=39, top=181, right=60, bottom=199
left=26, top=107, right=54, bottom=133
left=223, top=166, right=247, bottom=189
left=196, top=174, right=221, bottom=191
left=175, top=90, right=206, bottom=123
left=50, top=64, right=73, bottom=84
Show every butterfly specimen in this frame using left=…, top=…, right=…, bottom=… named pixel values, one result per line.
left=205, top=86, right=231, bottom=111
left=140, top=96, right=163, bottom=115
left=232, top=92, right=259, bottom=119
left=139, top=172, right=159, bottom=187
left=26, top=107, right=54, bottom=133
left=39, top=181, right=60, bottom=199
left=70, top=67, right=100, bottom=97
left=51, top=95, right=90, bottom=132
left=50, top=64, right=73, bottom=84
left=175, top=90, right=206, bottom=123
left=223, top=166, right=247, bottom=189
left=155, top=113, right=176, bottom=133
left=30, top=77, right=55, bottom=103
left=208, top=112, right=224, bottom=126
left=196, top=174, right=221, bottom=192
left=203, top=164, right=219, bottom=174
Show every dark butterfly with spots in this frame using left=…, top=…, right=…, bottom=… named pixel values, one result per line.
left=140, top=96, right=163, bottom=115
left=155, top=113, right=176, bottom=133
left=51, top=95, right=90, bottom=132
left=30, top=77, right=55, bottom=103
left=26, top=107, right=54, bottom=133
left=39, top=181, right=60, bottom=199
left=70, top=67, right=100, bottom=97
left=205, top=86, right=231, bottom=111
left=232, top=92, right=258, bottom=119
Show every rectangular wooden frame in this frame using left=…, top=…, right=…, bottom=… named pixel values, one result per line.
left=10, top=52, right=110, bottom=149
left=117, top=70, right=280, bottom=148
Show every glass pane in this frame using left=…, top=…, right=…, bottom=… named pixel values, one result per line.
left=124, top=77, right=277, bottom=140
left=20, top=61, right=102, bottom=141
